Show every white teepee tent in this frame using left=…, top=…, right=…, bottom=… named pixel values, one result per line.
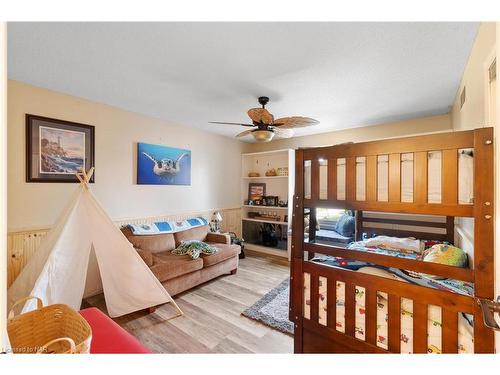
left=7, top=169, right=182, bottom=318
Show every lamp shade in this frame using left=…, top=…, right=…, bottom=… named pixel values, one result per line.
left=212, top=211, right=223, bottom=222
left=252, top=130, right=274, bottom=142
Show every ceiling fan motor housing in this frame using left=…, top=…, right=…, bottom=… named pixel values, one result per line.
left=258, top=96, right=270, bottom=108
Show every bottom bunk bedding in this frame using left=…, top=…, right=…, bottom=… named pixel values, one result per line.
left=303, top=260, right=474, bottom=353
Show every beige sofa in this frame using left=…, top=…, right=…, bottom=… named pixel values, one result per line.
left=121, top=225, right=240, bottom=296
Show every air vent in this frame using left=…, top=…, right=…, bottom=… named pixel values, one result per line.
left=460, top=86, right=466, bottom=109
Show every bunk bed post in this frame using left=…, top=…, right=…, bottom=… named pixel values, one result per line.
left=290, top=148, right=305, bottom=353
left=308, top=208, right=317, bottom=245
left=445, top=216, right=454, bottom=244
left=355, top=210, right=363, bottom=241
left=472, top=127, right=495, bottom=353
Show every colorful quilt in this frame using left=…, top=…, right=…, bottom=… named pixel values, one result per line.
left=311, top=256, right=474, bottom=297
left=127, top=217, right=208, bottom=235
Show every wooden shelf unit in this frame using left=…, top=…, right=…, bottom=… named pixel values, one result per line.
left=241, top=149, right=295, bottom=259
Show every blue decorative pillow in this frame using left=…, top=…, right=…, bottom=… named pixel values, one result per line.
left=128, top=216, right=209, bottom=235
left=335, top=214, right=355, bottom=237
left=128, top=223, right=160, bottom=235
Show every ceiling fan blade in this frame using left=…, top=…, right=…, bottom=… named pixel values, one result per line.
left=273, top=116, right=319, bottom=129
left=272, top=127, right=294, bottom=139
left=235, top=129, right=254, bottom=138
left=247, top=108, right=274, bottom=124
left=209, top=121, right=255, bottom=127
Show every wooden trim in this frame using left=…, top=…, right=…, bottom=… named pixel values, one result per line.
left=442, top=149, right=458, bottom=205
left=445, top=216, right=455, bottom=244
left=474, top=303, right=495, bottom=353
left=327, top=157, right=337, bottom=201
left=303, top=199, right=474, bottom=217
left=311, top=159, right=320, bottom=201
left=346, top=157, right=356, bottom=202
left=326, top=278, right=336, bottom=330
left=412, top=302, right=428, bottom=353
left=388, top=294, right=401, bottom=353
left=344, top=283, right=356, bottom=337
left=364, top=287, right=377, bottom=346
left=366, top=155, right=377, bottom=202
left=302, top=319, right=387, bottom=354
left=473, top=128, right=494, bottom=298
left=304, top=242, right=474, bottom=282
left=441, top=309, right=458, bottom=354
left=388, top=154, right=401, bottom=202
left=355, top=210, right=363, bottom=241
left=291, top=149, right=305, bottom=353
left=310, top=273, right=319, bottom=323
left=414, top=151, right=428, bottom=204
left=360, top=216, right=448, bottom=229
left=302, top=130, right=474, bottom=159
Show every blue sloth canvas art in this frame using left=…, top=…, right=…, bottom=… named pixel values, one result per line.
left=137, top=142, right=191, bottom=185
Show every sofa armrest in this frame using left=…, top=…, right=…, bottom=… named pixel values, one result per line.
left=206, top=232, right=231, bottom=245
left=135, top=248, right=154, bottom=267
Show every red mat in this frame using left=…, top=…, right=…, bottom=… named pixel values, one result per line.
left=79, top=307, right=151, bottom=354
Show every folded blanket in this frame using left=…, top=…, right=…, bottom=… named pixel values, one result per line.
left=127, top=217, right=208, bottom=236
left=363, top=235, right=423, bottom=254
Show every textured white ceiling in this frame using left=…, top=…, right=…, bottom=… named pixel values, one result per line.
left=8, top=22, right=478, bottom=141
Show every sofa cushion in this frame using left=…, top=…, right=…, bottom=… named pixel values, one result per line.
left=202, top=243, right=240, bottom=267
left=150, top=251, right=203, bottom=282
left=205, top=232, right=231, bottom=245
left=136, top=248, right=154, bottom=267
left=174, top=225, right=209, bottom=247
left=121, top=227, right=176, bottom=254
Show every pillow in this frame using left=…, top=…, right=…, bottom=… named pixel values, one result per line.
left=423, top=243, right=467, bottom=268
left=335, top=214, right=355, bottom=237
left=172, top=240, right=218, bottom=260
left=128, top=223, right=160, bottom=235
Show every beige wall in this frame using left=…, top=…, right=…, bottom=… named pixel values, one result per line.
left=245, top=114, right=452, bottom=153
left=451, top=22, right=496, bottom=130
left=8, top=80, right=244, bottom=232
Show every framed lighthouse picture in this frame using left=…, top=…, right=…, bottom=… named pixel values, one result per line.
left=137, top=142, right=191, bottom=185
left=26, top=114, right=95, bottom=183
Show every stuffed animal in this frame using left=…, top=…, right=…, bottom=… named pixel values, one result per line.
left=423, top=243, right=467, bottom=268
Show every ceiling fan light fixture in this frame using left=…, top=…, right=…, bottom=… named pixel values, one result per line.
left=252, top=130, right=275, bottom=142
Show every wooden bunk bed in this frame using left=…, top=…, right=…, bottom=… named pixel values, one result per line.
left=289, top=128, right=495, bottom=353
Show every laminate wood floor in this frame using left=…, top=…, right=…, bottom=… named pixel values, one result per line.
left=84, top=254, right=293, bottom=353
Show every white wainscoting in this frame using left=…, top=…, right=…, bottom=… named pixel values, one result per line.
left=7, top=207, right=241, bottom=287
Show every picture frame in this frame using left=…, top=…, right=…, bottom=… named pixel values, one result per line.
left=137, top=142, right=191, bottom=185
left=26, top=114, right=95, bottom=183
left=248, top=183, right=266, bottom=201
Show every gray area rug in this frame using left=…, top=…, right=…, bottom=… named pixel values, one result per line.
left=242, top=278, right=293, bottom=335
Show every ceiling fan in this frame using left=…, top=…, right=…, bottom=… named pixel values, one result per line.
left=209, top=96, right=319, bottom=142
